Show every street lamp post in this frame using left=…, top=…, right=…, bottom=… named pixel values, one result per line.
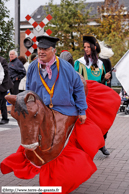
left=15, top=0, right=20, bottom=55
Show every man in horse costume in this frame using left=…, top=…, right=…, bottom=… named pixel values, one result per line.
left=0, top=35, right=121, bottom=194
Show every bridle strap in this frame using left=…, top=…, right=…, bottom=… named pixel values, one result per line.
left=33, top=150, right=45, bottom=164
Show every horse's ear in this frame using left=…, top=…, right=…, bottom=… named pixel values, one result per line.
left=24, top=93, right=36, bottom=104
left=5, top=95, right=16, bottom=105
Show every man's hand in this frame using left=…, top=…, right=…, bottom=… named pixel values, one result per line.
left=78, top=115, right=86, bottom=124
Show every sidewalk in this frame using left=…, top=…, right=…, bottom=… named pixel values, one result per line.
left=0, top=114, right=129, bottom=194
left=71, top=115, right=129, bottom=194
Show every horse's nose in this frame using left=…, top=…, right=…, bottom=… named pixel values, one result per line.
left=21, top=142, right=39, bottom=150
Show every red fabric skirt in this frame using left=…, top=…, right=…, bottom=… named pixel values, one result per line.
left=0, top=80, right=121, bottom=194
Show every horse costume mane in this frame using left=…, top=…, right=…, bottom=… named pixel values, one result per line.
left=5, top=90, right=78, bottom=166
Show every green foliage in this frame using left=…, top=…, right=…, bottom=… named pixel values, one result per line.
left=44, top=0, right=129, bottom=65
left=0, top=0, right=15, bottom=61
left=45, top=0, right=91, bottom=58
left=93, top=0, right=129, bottom=66
left=104, top=35, right=128, bottom=66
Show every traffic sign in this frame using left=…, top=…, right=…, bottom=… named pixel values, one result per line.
left=24, top=14, right=53, bottom=57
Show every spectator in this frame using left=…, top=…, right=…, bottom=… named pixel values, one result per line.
left=99, top=41, right=114, bottom=87
left=18, top=56, right=29, bottom=93
left=99, top=43, right=114, bottom=141
left=31, top=53, right=37, bottom=62
left=0, top=56, right=13, bottom=124
left=8, top=50, right=26, bottom=94
left=119, top=87, right=129, bottom=107
left=59, top=50, right=74, bottom=67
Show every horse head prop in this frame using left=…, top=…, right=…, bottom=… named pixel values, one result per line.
left=5, top=91, right=78, bottom=166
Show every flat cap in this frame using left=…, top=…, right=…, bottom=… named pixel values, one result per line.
left=36, top=35, right=59, bottom=48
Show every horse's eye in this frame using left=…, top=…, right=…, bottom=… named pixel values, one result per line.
left=34, top=112, right=38, bottom=117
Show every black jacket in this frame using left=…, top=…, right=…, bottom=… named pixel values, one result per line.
left=99, top=57, right=112, bottom=87
left=8, top=58, right=26, bottom=82
left=0, top=56, right=13, bottom=92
